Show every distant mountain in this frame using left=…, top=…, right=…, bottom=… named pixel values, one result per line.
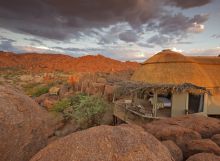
left=0, top=52, right=140, bottom=73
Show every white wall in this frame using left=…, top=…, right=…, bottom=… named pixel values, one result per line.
left=207, top=94, right=220, bottom=115
left=171, top=93, right=188, bottom=117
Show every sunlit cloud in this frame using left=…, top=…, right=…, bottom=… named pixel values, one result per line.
left=188, top=22, right=205, bottom=33
left=171, top=47, right=183, bottom=53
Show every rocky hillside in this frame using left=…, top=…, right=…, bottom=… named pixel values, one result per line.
left=0, top=52, right=140, bottom=73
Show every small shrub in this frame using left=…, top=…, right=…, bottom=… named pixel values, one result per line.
left=22, top=83, right=49, bottom=97
left=52, top=98, right=71, bottom=112
left=63, top=93, right=108, bottom=129
left=32, top=86, right=50, bottom=97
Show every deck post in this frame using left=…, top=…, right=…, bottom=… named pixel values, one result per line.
left=153, top=91, right=158, bottom=117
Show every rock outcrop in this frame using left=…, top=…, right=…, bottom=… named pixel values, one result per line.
left=143, top=115, right=220, bottom=159
left=143, top=121, right=201, bottom=151
left=162, top=140, right=183, bottom=161
left=144, top=115, right=220, bottom=139
left=184, top=139, right=220, bottom=158
left=30, top=124, right=174, bottom=161
left=0, top=85, right=57, bottom=161
left=186, top=153, right=220, bottom=161
left=211, top=134, right=220, bottom=147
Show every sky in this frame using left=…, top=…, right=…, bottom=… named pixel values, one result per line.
left=0, top=0, right=220, bottom=62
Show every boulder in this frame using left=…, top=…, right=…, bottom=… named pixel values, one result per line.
left=0, top=85, right=56, bottom=161
left=30, top=125, right=173, bottom=161
left=59, top=84, right=72, bottom=98
left=35, top=94, right=58, bottom=109
left=144, top=115, right=220, bottom=138
left=185, top=139, right=220, bottom=158
left=43, top=98, right=57, bottom=109
left=162, top=140, right=183, bottom=161
left=35, top=93, right=50, bottom=106
left=211, top=134, right=220, bottom=147
left=49, top=87, right=60, bottom=95
left=145, top=115, right=220, bottom=138
left=186, top=153, right=220, bottom=161
left=143, top=123, right=201, bottom=151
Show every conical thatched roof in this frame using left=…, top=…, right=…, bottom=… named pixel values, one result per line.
left=132, top=50, right=216, bottom=88
left=190, top=56, right=220, bottom=90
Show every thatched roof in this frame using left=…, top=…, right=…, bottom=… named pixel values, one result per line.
left=190, top=56, right=220, bottom=89
left=115, top=81, right=210, bottom=97
left=132, top=50, right=220, bottom=89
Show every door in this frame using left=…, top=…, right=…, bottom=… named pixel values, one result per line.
left=188, top=94, right=204, bottom=114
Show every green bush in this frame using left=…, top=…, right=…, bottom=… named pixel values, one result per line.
left=52, top=98, right=71, bottom=112
left=31, top=86, right=50, bottom=97
left=63, top=93, right=108, bottom=128
left=23, top=83, right=50, bottom=97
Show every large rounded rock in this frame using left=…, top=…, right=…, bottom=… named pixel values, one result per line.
left=211, top=134, right=220, bottom=147
left=30, top=125, right=173, bottom=161
left=0, top=85, right=56, bottom=161
left=185, top=139, right=220, bottom=158
left=186, top=153, right=220, bottom=161
left=143, top=122, right=201, bottom=151
left=162, top=140, right=183, bottom=161
left=144, top=115, right=220, bottom=139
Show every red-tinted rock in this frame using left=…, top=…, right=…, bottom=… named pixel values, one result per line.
left=186, top=153, right=220, bottom=161
left=185, top=139, right=220, bottom=158
left=143, top=123, right=201, bottom=151
left=30, top=125, right=173, bottom=161
left=162, top=140, right=183, bottom=161
left=0, top=85, right=56, bottom=161
left=147, top=115, right=220, bottom=138
left=0, top=52, right=140, bottom=73
left=211, top=134, right=220, bottom=147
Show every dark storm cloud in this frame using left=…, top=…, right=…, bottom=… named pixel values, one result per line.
left=0, top=36, right=16, bottom=42
left=0, top=39, right=19, bottom=52
left=119, top=30, right=138, bottom=42
left=24, top=38, right=44, bottom=45
left=167, top=0, right=212, bottom=9
left=146, top=13, right=209, bottom=46
left=147, top=35, right=174, bottom=47
left=147, top=13, right=208, bottom=35
left=0, top=0, right=212, bottom=40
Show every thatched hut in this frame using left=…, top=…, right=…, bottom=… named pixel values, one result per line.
left=129, top=49, right=220, bottom=118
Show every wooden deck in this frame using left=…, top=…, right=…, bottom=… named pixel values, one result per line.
left=113, top=99, right=171, bottom=125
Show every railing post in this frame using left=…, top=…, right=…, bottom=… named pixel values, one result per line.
left=153, top=91, right=158, bottom=117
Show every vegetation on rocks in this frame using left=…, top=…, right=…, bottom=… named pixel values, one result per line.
left=53, top=93, right=109, bottom=129
left=52, top=98, right=71, bottom=112
left=23, top=83, right=50, bottom=97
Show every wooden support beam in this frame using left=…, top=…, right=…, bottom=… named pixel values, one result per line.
left=153, top=91, right=158, bottom=117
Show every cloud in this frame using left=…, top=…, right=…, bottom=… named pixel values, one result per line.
left=212, top=34, right=220, bottom=39
left=171, top=47, right=183, bottom=53
left=0, top=39, right=18, bottom=52
left=147, top=35, right=174, bottom=47
left=0, top=0, right=212, bottom=41
left=167, top=0, right=212, bottom=9
left=146, top=13, right=208, bottom=46
left=188, top=47, right=220, bottom=56
left=119, top=30, right=139, bottom=42
left=24, top=38, right=45, bottom=45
